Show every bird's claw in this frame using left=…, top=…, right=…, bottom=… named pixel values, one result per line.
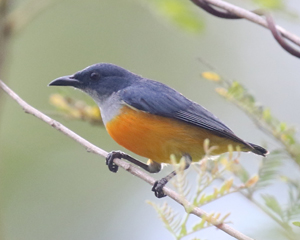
left=152, top=178, right=168, bottom=198
left=106, top=151, right=123, bottom=173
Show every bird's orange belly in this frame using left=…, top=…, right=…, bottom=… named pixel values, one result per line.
left=105, top=105, right=237, bottom=163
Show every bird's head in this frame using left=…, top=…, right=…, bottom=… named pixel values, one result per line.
left=49, top=63, right=139, bottom=103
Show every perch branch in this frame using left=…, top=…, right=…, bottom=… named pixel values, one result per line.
left=190, top=0, right=300, bottom=57
left=0, top=79, right=253, bottom=240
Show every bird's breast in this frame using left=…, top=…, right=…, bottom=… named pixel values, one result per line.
left=98, top=93, right=123, bottom=126
left=105, top=105, right=237, bottom=163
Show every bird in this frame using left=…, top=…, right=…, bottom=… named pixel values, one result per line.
left=49, top=63, right=268, bottom=198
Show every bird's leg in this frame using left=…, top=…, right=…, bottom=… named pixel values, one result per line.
left=152, top=154, right=192, bottom=198
left=106, top=150, right=161, bottom=173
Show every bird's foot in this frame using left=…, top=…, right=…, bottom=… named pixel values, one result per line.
left=106, top=150, right=126, bottom=173
left=152, top=178, right=168, bottom=198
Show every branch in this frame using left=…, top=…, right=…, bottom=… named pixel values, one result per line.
left=0, top=79, right=253, bottom=240
left=265, top=14, right=300, bottom=58
left=191, top=0, right=300, bottom=57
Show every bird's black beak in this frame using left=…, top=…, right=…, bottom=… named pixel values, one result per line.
left=48, top=75, right=80, bottom=87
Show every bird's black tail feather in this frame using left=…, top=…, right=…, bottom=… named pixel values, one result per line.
left=248, top=142, right=269, bottom=157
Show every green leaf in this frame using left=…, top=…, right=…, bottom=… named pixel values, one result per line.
left=262, top=108, right=272, bottom=122
left=192, top=217, right=207, bottom=231
left=147, top=201, right=181, bottom=235
left=255, top=157, right=281, bottom=190
left=251, top=0, right=284, bottom=9
left=179, top=225, right=187, bottom=237
left=233, top=164, right=250, bottom=183
left=292, top=221, right=300, bottom=227
left=148, top=0, right=204, bottom=33
left=261, top=194, right=283, bottom=219
left=279, top=122, right=287, bottom=131
left=219, top=179, right=233, bottom=195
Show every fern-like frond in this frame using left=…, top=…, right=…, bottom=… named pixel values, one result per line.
left=255, top=154, right=281, bottom=190
left=261, top=194, right=284, bottom=220
left=170, top=155, right=192, bottom=200
left=147, top=201, right=181, bottom=237
left=283, top=179, right=300, bottom=222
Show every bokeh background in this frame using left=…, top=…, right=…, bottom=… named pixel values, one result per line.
left=1, top=0, right=300, bottom=239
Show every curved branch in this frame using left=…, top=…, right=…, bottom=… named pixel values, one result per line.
left=191, top=0, right=241, bottom=19
left=191, top=0, right=264, bottom=19
left=190, top=0, right=300, bottom=48
left=0, top=79, right=253, bottom=240
left=266, top=14, right=300, bottom=58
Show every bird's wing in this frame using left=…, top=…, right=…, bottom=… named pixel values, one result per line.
left=120, top=80, right=250, bottom=146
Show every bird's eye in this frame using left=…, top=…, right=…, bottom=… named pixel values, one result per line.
left=90, top=72, right=100, bottom=80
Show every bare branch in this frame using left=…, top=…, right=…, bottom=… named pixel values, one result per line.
left=190, top=0, right=300, bottom=53
left=191, top=0, right=262, bottom=19
left=0, top=79, right=254, bottom=240
left=265, top=14, right=300, bottom=58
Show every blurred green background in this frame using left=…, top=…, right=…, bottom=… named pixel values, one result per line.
left=0, top=0, right=300, bottom=239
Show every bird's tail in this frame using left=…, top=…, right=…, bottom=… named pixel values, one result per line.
left=247, top=142, right=269, bottom=157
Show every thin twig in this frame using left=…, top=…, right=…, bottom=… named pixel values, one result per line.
left=215, top=174, right=297, bottom=240
left=0, top=79, right=253, bottom=240
left=191, top=0, right=241, bottom=19
left=191, top=0, right=300, bottom=58
left=190, top=0, right=300, bottom=47
left=265, top=14, right=300, bottom=58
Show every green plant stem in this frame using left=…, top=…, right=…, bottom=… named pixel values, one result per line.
left=244, top=194, right=297, bottom=240
left=215, top=166, right=296, bottom=240
left=194, top=159, right=236, bottom=201
left=219, top=172, right=297, bottom=239
left=179, top=212, right=190, bottom=238
left=246, top=193, right=291, bottom=230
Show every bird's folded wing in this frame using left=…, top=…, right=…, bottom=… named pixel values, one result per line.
left=120, top=80, right=250, bottom=146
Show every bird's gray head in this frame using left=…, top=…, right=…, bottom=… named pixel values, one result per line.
left=49, top=63, right=140, bottom=102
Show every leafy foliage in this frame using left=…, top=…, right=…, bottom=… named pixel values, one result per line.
left=248, top=0, right=297, bottom=17
left=262, top=194, right=284, bottom=219
left=254, top=154, right=281, bottom=190
left=261, top=179, right=300, bottom=232
left=277, top=178, right=300, bottom=223
left=202, top=71, right=300, bottom=166
left=149, top=145, right=260, bottom=239
left=147, top=201, right=181, bottom=238
left=144, top=0, right=204, bottom=33
left=292, top=222, right=300, bottom=227
left=148, top=200, right=230, bottom=240
left=202, top=69, right=300, bottom=239
left=49, top=93, right=103, bottom=125
left=251, top=0, right=285, bottom=9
